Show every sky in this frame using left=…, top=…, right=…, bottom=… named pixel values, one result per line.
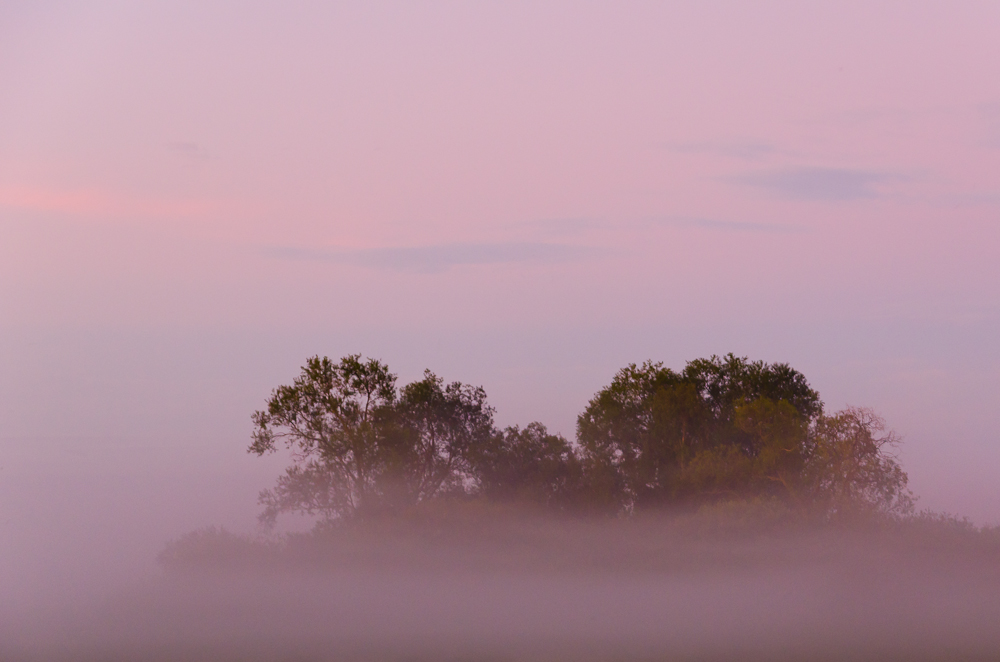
left=2, top=0, right=1000, bottom=587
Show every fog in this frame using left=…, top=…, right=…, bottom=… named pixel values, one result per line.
left=0, top=435, right=279, bottom=602
left=5, top=390, right=1000, bottom=661
left=4, top=504, right=1000, bottom=661
left=2, top=424, right=999, bottom=660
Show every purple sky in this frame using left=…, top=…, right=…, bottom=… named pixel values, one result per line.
left=2, top=0, right=999, bottom=577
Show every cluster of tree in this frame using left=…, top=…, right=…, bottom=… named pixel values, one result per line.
left=250, top=354, right=913, bottom=525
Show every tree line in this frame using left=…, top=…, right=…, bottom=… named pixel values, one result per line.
left=250, top=354, right=914, bottom=525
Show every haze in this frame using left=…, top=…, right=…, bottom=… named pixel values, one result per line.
left=2, top=1, right=1000, bottom=658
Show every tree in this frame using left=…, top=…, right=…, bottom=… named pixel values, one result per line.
left=249, top=353, right=913, bottom=524
left=249, top=355, right=494, bottom=524
left=390, top=370, right=495, bottom=504
left=683, top=354, right=822, bottom=417
left=732, top=397, right=808, bottom=498
left=803, top=406, right=914, bottom=518
left=250, top=355, right=396, bottom=523
left=576, top=355, right=822, bottom=511
left=682, top=354, right=821, bottom=452
left=575, top=361, right=685, bottom=511
left=470, top=422, right=581, bottom=509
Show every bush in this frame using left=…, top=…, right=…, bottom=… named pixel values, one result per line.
left=157, top=526, right=279, bottom=571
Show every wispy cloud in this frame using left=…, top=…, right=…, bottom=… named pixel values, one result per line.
left=937, top=191, right=1000, bottom=206
left=266, top=242, right=603, bottom=274
left=656, top=140, right=781, bottom=161
left=652, top=216, right=805, bottom=234
left=735, top=167, right=895, bottom=201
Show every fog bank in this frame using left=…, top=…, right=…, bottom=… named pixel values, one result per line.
left=4, top=512, right=1000, bottom=661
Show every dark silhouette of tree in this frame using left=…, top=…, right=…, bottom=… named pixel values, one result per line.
left=732, top=397, right=808, bottom=498
left=249, top=353, right=912, bottom=525
left=576, top=354, right=822, bottom=510
left=574, top=362, right=682, bottom=511
left=249, top=355, right=493, bottom=524
left=389, top=370, right=495, bottom=505
left=470, top=422, right=581, bottom=509
left=682, top=354, right=822, bottom=453
left=250, top=355, right=396, bottom=523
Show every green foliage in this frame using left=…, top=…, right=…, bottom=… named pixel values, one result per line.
left=250, top=355, right=401, bottom=522
left=733, top=397, right=808, bottom=497
left=677, top=445, right=755, bottom=500
left=576, top=354, right=822, bottom=511
left=803, top=406, right=915, bottom=519
left=249, top=353, right=913, bottom=526
left=250, top=355, right=494, bottom=523
left=683, top=354, right=823, bottom=425
left=470, top=422, right=582, bottom=509
left=391, top=371, right=495, bottom=503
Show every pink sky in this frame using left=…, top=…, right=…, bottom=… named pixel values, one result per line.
left=2, top=0, right=1000, bottom=577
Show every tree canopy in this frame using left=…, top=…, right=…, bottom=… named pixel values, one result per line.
left=250, top=356, right=494, bottom=522
left=575, top=354, right=824, bottom=511
left=250, top=353, right=912, bottom=525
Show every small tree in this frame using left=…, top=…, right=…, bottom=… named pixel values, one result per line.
left=803, top=406, right=914, bottom=519
left=391, top=370, right=495, bottom=503
left=249, top=355, right=494, bottom=524
left=250, top=355, right=398, bottom=523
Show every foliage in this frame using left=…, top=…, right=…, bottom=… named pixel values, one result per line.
left=250, top=356, right=494, bottom=523
left=575, top=354, right=822, bottom=510
left=803, top=406, right=915, bottom=519
left=733, top=397, right=808, bottom=497
left=250, top=355, right=399, bottom=522
left=390, top=371, right=495, bottom=502
left=470, top=422, right=582, bottom=509
left=249, top=353, right=914, bottom=526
